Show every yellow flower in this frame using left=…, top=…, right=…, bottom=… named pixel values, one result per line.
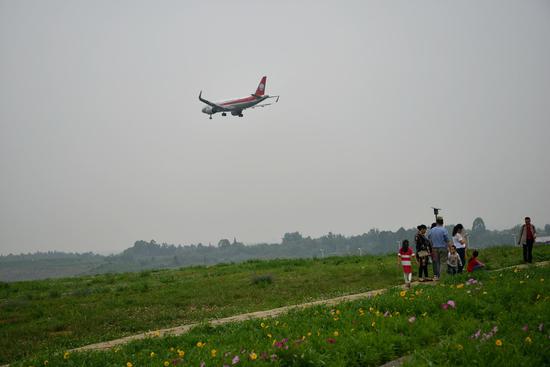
left=307, top=332, right=312, bottom=337
left=371, top=321, right=376, bottom=327
left=267, top=333, right=272, bottom=338
left=369, top=307, right=375, bottom=312
left=170, top=347, right=175, bottom=352
left=537, top=294, right=541, bottom=300
left=196, top=341, right=206, bottom=348
left=150, top=352, right=156, bottom=358
left=178, top=349, right=185, bottom=358
left=63, top=352, right=70, bottom=360
left=211, top=349, right=217, bottom=358
left=400, top=290, right=407, bottom=297
left=525, top=336, right=532, bottom=344
left=164, top=362, right=170, bottom=367
left=249, top=352, right=258, bottom=360
left=495, top=339, right=503, bottom=347
left=333, top=331, right=339, bottom=337
left=43, top=361, right=48, bottom=366
left=541, top=278, right=545, bottom=282
left=333, top=317, right=339, bottom=321
left=260, top=322, right=266, bottom=328
left=456, top=284, right=464, bottom=289
left=456, top=344, right=464, bottom=350
left=126, top=363, right=132, bottom=367
left=336, top=310, right=341, bottom=315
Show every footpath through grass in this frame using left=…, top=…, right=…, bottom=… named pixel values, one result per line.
left=2, top=245, right=550, bottom=365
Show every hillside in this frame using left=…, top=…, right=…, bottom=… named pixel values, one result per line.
left=1, top=245, right=550, bottom=365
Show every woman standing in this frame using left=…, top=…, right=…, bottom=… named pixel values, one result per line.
left=452, top=224, right=467, bottom=273
left=415, top=224, right=432, bottom=281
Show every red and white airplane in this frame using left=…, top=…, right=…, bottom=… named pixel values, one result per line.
left=199, top=76, right=279, bottom=119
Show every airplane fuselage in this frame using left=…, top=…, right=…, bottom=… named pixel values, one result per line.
left=201, top=95, right=269, bottom=116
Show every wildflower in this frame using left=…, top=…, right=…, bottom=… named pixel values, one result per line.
left=260, top=322, right=266, bottom=328
left=197, top=341, right=206, bottom=348
left=200, top=361, right=206, bottom=367
left=538, top=323, right=544, bottom=332
left=326, top=338, right=336, bottom=344
left=249, top=352, right=258, bottom=360
left=164, top=362, right=170, bottom=367
left=441, top=303, right=449, bottom=310
left=522, top=325, right=529, bottom=332
left=408, top=316, right=416, bottom=323
left=232, top=355, right=240, bottom=364
left=541, top=278, right=545, bottom=282
left=447, top=300, right=456, bottom=308
left=471, top=329, right=481, bottom=339
left=307, top=332, right=312, bottom=336
left=371, top=321, right=376, bottom=327
left=63, top=352, right=70, bottom=360
left=333, top=317, right=339, bottom=321
left=267, top=333, right=272, bottom=338
left=211, top=349, right=217, bottom=358
left=422, top=312, right=428, bottom=317
left=525, top=336, right=532, bottom=344
left=270, top=354, right=278, bottom=361
left=177, top=350, right=185, bottom=358
left=456, top=344, right=464, bottom=350
left=400, top=290, right=407, bottom=297
left=369, top=307, right=375, bottom=312
left=336, top=309, right=341, bottom=315
left=495, top=339, right=503, bottom=347
left=456, top=284, right=464, bottom=289
left=537, top=294, right=541, bottom=300
left=150, top=352, right=156, bottom=358
left=333, top=331, right=339, bottom=336
left=126, top=363, right=132, bottom=367
left=44, top=361, right=49, bottom=366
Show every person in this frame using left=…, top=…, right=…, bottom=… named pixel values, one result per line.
left=415, top=224, right=432, bottom=281
left=467, top=249, right=485, bottom=272
left=447, top=245, right=462, bottom=275
left=398, top=239, right=414, bottom=288
left=518, top=217, right=537, bottom=263
left=452, top=224, right=467, bottom=273
left=428, top=216, right=452, bottom=280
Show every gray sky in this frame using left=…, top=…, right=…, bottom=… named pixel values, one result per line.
left=1, top=0, right=549, bottom=255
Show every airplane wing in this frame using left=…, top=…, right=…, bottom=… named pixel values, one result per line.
left=199, top=91, right=230, bottom=111
left=249, top=103, right=272, bottom=109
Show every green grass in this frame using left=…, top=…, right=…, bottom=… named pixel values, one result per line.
left=2, top=245, right=550, bottom=365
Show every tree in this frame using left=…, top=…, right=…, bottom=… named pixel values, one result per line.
left=282, top=232, right=303, bottom=245
left=218, top=239, right=231, bottom=248
left=472, top=217, right=486, bottom=233
left=545, top=224, right=550, bottom=235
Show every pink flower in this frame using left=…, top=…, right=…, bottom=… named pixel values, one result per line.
left=408, top=316, right=416, bottom=323
left=327, top=338, right=336, bottom=344
left=383, top=311, right=390, bottom=317
left=470, top=329, right=481, bottom=339
left=200, top=362, right=206, bottom=367
left=232, top=356, right=240, bottom=365
left=522, top=324, right=529, bottom=332
left=447, top=300, right=456, bottom=308
left=441, top=303, right=449, bottom=310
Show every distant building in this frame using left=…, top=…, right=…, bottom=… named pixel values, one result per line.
left=537, top=236, right=550, bottom=245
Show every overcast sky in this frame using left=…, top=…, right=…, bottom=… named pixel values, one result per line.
left=1, top=0, right=549, bottom=255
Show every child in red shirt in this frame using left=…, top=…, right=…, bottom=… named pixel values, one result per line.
left=398, top=239, right=414, bottom=288
left=467, top=250, right=485, bottom=272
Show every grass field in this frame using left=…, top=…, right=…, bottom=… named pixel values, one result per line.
left=2, top=245, right=550, bottom=365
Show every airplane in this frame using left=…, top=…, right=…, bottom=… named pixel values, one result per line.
left=199, top=76, right=279, bottom=119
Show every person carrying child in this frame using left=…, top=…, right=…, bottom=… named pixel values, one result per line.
left=415, top=224, right=432, bottom=282
left=398, top=239, right=414, bottom=288
left=447, top=245, right=462, bottom=275
left=467, top=250, right=485, bottom=272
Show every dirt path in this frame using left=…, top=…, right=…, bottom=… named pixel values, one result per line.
left=70, top=260, right=549, bottom=353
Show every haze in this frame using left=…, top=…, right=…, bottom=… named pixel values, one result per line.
left=1, top=0, right=549, bottom=255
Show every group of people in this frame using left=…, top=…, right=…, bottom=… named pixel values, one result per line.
left=398, top=216, right=538, bottom=287
left=398, top=216, right=485, bottom=287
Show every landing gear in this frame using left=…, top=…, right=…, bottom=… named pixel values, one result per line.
left=222, top=112, right=227, bottom=116
left=238, top=113, right=243, bottom=117
left=209, top=115, right=212, bottom=120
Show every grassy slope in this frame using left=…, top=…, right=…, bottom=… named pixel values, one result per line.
left=1, top=245, right=549, bottom=364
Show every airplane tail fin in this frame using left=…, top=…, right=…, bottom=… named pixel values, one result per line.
left=254, top=76, right=267, bottom=96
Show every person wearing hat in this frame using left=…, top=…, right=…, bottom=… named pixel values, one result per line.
left=428, top=216, right=452, bottom=280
